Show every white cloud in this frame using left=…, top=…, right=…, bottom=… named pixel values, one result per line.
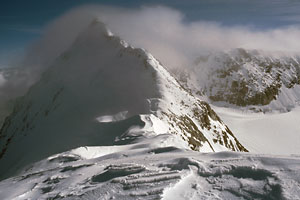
left=1, top=5, right=300, bottom=122
left=24, top=5, right=300, bottom=70
left=93, top=6, right=300, bottom=68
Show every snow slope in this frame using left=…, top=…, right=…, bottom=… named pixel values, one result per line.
left=173, top=48, right=300, bottom=156
left=171, top=48, right=300, bottom=155
left=214, top=105, right=300, bottom=155
left=0, top=68, right=21, bottom=127
left=0, top=139, right=299, bottom=200
left=0, top=20, right=246, bottom=180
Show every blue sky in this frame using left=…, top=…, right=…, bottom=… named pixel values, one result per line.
left=1, top=0, right=300, bottom=67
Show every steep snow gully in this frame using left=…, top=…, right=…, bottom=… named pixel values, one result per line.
left=0, top=20, right=299, bottom=199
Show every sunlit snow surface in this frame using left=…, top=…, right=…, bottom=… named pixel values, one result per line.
left=96, top=111, right=129, bottom=123
left=214, top=105, right=300, bottom=155
left=0, top=137, right=299, bottom=200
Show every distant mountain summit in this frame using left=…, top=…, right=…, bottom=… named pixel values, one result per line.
left=181, top=48, right=300, bottom=112
left=0, top=20, right=246, bottom=180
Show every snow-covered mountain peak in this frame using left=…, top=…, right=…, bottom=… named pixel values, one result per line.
left=1, top=20, right=300, bottom=200
left=0, top=20, right=246, bottom=180
left=182, top=48, right=300, bottom=112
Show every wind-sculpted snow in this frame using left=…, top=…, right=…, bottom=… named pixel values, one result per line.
left=0, top=20, right=246, bottom=180
left=0, top=140, right=299, bottom=200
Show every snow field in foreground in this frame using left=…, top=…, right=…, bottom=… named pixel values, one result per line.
left=0, top=136, right=299, bottom=200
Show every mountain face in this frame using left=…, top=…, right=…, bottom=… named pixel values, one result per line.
left=0, top=20, right=247, bottom=180
left=0, top=68, right=22, bottom=127
left=182, top=48, right=300, bottom=112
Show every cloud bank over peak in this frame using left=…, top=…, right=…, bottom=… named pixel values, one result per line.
left=1, top=4, right=300, bottom=124
left=24, top=5, right=300, bottom=71
left=95, top=5, right=300, bottom=68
